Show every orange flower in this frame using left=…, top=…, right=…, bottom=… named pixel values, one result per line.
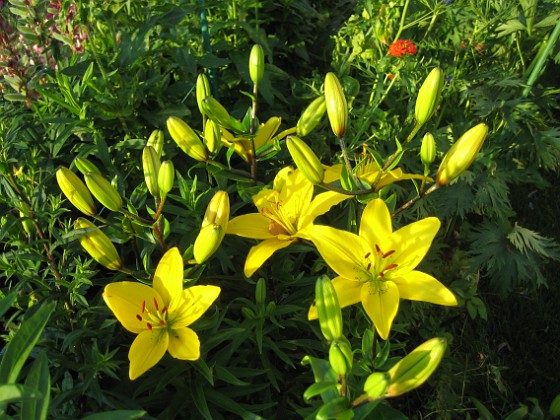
left=387, top=40, right=417, bottom=58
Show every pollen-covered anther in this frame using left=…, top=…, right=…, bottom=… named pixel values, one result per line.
left=146, top=322, right=153, bottom=330
left=136, top=314, right=142, bottom=321
left=153, top=298, right=159, bottom=311
left=382, top=250, right=395, bottom=258
left=383, top=263, right=398, bottom=272
left=141, top=300, right=146, bottom=313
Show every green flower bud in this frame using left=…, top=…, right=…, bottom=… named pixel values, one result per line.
left=436, top=123, right=489, bottom=186
left=166, top=116, right=208, bottom=162
left=157, top=160, right=175, bottom=198
left=415, top=68, right=444, bottom=127
left=297, top=96, right=326, bottom=137
left=329, top=337, right=353, bottom=376
left=74, top=157, right=101, bottom=176
left=386, top=337, right=447, bottom=397
left=420, top=132, right=436, bottom=167
left=364, top=372, right=390, bottom=400
left=56, top=167, right=97, bottom=216
left=202, top=190, right=230, bottom=230
left=84, top=172, right=123, bottom=212
left=193, top=223, right=224, bottom=264
left=196, top=73, right=212, bottom=115
left=249, top=44, right=265, bottom=86
left=255, top=278, right=266, bottom=306
left=203, top=119, right=222, bottom=154
left=75, top=218, right=122, bottom=270
left=142, top=146, right=161, bottom=198
left=201, top=97, right=235, bottom=131
left=324, top=72, right=348, bottom=138
left=147, top=129, right=164, bottom=157
left=314, top=275, right=342, bottom=341
left=286, top=136, right=324, bottom=185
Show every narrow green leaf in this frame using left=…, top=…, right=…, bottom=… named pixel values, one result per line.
left=303, top=381, right=338, bottom=402
left=0, top=293, right=17, bottom=319
left=81, top=410, right=146, bottom=420
left=22, top=352, right=50, bottom=420
left=0, top=384, right=41, bottom=404
left=190, top=381, right=212, bottom=420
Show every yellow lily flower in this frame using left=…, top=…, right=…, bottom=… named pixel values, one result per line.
left=307, top=199, right=457, bottom=340
left=226, top=167, right=350, bottom=277
left=221, top=117, right=283, bottom=162
left=102, top=247, right=220, bottom=380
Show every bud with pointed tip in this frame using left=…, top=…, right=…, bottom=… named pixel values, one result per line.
left=193, top=223, right=224, bottom=264
left=386, top=337, right=447, bottom=397
left=56, top=167, right=97, bottom=216
left=157, top=160, right=174, bottom=198
left=420, top=132, right=436, bottom=167
left=75, top=218, right=122, bottom=270
left=202, top=190, right=230, bottom=230
left=142, top=146, right=161, bottom=198
left=203, top=119, right=221, bottom=154
left=147, top=129, right=164, bottom=157
left=166, top=116, right=208, bottom=162
left=415, top=68, right=444, bottom=127
left=84, top=172, right=123, bottom=212
left=324, top=72, right=348, bottom=138
left=436, top=123, right=489, bottom=186
left=329, top=337, right=353, bottom=376
left=201, top=97, right=235, bottom=130
left=297, top=96, right=326, bottom=137
left=314, top=275, right=342, bottom=341
left=249, top=44, right=265, bottom=86
left=196, top=73, right=212, bottom=115
left=74, top=157, right=101, bottom=176
left=286, top=136, right=324, bottom=185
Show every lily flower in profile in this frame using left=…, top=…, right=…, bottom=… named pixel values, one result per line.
left=226, top=167, right=350, bottom=277
left=103, top=247, right=220, bottom=380
left=307, top=199, right=457, bottom=340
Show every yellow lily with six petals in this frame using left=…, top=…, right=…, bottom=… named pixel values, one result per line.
left=103, top=247, right=220, bottom=380
left=226, top=167, right=350, bottom=277
left=307, top=199, right=457, bottom=340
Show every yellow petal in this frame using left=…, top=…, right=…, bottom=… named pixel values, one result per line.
left=394, top=271, right=458, bottom=306
left=306, top=225, right=371, bottom=282
left=244, top=238, right=295, bottom=277
left=226, top=214, right=275, bottom=239
left=323, top=164, right=343, bottom=184
left=103, top=282, right=162, bottom=334
left=359, top=199, right=392, bottom=249
left=281, top=171, right=314, bottom=215
left=389, top=217, right=440, bottom=273
left=361, top=281, right=400, bottom=340
left=308, top=276, right=362, bottom=320
left=167, top=327, right=200, bottom=360
left=298, top=191, right=350, bottom=231
left=128, top=329, right=168, bottom=380
left=153, top=247, right=184, bottom=306
left=171, top=285, right=221, bottom=327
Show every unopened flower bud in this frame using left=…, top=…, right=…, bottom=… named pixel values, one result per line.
left=147, top=129, right=164, bottom=157
left=201, top=97, right=235, bottom=131
left=420, top=132, right=436, bottom=167
left=157, top=161, right=174, bottom=198
left=142, top=146, right=161, bottom=198
left=56, top=167, right=97, bottom=216
left=329, top=337, right=353, bottom=376
left=364, top=372, right=390, bottom=400
left=202, top=190, right=230, bottom=230
left=386, top=337, right=447, bottom=397
left=84, top=172, right=123, bottom=212
left=314, top=275, right=343, bottom=341
left=297, top=96, right=326, bottom=137
left=75, top=218, right=122, bottom=270
left=436, top=123, right=489, bottom=186
left=324, top=72, right=348, bottom=138
left=166, top=116, right=208, bottom=162
left=74, top=157, right=101, bottom=176
left=196, top=73, right=212, bottom=115
left=249, top=44, right=265, bottom=86
left=203, top=119, right=221, bottom=154
left=415, top=68, right=444, bottom=127
left=193, top=223, right=224, bottom=264
left=286, top=136, right=324, bottom=185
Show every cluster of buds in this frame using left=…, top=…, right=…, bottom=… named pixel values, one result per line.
left=142, top=130, right=175, bottom=200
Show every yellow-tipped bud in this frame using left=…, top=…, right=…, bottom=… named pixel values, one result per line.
left=158, top=161, right=175, bottom=198
left=74, top=157, right=101, bottom=176
left=324, top=72, right=348, bottom=138
left=56, top=167, right=97, bottom=216
left=203, top=119, right=222, bottom=154
left=147, top=129, right=164, bottom=157
left=286, top=136, right=324, bottom=185
left=254, top=116, right=281, bottom=150
left=75, top=218, right=122, bottom=270
left=193, top=223, right=224, bottom=264
left=329, top=338, right=353, bottom=376
left=202, top=190, right=230, bottom=230
left=364, top=372, right=390, bottom=400
left=196, top=73, right=212, bottom=115
left=415, top=68, right=444, bottom=127
left=166, top=116, right=208, bottom=162
left=386, top=337, right=447, bottom=397
left=436, top=123, right=489, bottom=186
left=297, top=96, right=326, bottom=137
left=84, top=172, right=123, bottom=212
left=420, top=132, right=437, bottom=167
left=142, top=146, right=161, bottom=198
left=249, top=44, right=265, bottom=86
left=314, top=275, right=342, bottom=341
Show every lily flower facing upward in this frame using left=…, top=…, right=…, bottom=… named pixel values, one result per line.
left=226, top=167, right=350, bottom=277
left=307, top=199, right=457, bottom=340
left=103, top=247, right=220, bottom=380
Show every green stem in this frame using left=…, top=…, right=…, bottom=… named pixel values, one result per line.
left=392, top=0, right=411, bottom=41
left=392, top=183, right=439, bottom=217
left=338, top=136, right=362, bottom=187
